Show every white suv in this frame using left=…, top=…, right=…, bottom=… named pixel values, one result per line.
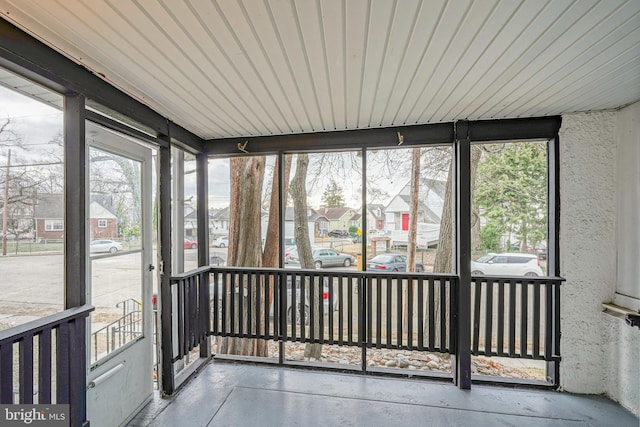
left=471, top=253, right=543, bottom=277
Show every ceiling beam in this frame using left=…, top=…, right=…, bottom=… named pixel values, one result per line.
left=0, top=18, right=204, bottom=152
left=205, top=123, right=454, bottom=156
left=204, top=116, right=561, bottom=156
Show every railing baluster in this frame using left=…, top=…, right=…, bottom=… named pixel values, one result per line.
left=221, top=273, right=227, bottom=335
left=386, top=276, right=392, bottom=348
left=300, top=273, right=306, bottom=341
left=439, top=279, right=446, bottom=351
left=485, top=279, right=493, bottom=355
left=448, top=278, right=456, bottom=353
left=508, top=280, right=516, bottom=356
left=417, top=276, right=424, bottom=350
left=347, top=277, right=353, bottom=345
left=376, top=276, right=382, bottom=349
left=533, top=279, right=541, bottom=358
left=19, top=335, right=34, bottom=403
left=428, top=277, right=435, bottom=350
left=407, top=276, right=414, bottom=350
left=309, top=274, right=315, bottom=342
left=291, top=273, right=297, bottom=342
left=396, top=275, right=402, bottom=349
left=38, top=328, right=52, bottom=404
left=545, top=280, right=552, bottom=360
left=367, top=274, right=373, bottom=348
left=472, top=278, right=481, bottom=354
left=553, top=281, right=561, bottom=358
left=520, top=280, right=528, bottom=357
left=497, top=279, right=505, bottom=356
left=56, top=322, right=70, bottom=404
left=328, top=275, right=334, bottom=344
left=0, top=343, right=13, bottom=403
left=256, top=272, right=262, bottom=338
left=338, top=276, right=344, bottom=345
left=238, top=273, right=245, bottom=337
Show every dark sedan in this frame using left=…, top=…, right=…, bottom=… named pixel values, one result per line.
left=366, top=253, right=424, bottom=272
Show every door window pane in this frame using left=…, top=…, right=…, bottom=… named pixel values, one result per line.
left=88, top=124, right=144, bottom=364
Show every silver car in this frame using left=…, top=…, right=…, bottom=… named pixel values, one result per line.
left=90, top=239, right=123, bottom=254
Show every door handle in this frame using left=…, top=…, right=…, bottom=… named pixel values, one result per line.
left=148, top=264, right=155, bottom=271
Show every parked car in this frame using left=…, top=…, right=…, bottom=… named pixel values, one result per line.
left=471, top=253, right=543, bottom=277
left=213, top=236, right=228, bottom=247
left=209, top=255, right=226, bottom=266
left=536, top=246, right=548, bottom=260
left=90, top=239, right=122, bottom=254
left=366, top=253, right=424, bottom=272
left=290, top=248, right=355, bottom=269
left=284, top=245, right=322, bottom=264
left=327, top=229, right=348, bottom=238
left=184, top=238, right=197, bottom=249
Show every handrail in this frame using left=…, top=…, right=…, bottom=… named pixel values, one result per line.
left=0, top=304, right=94, bottom=342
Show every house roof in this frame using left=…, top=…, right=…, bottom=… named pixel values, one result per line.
left=33, top=194, right=117, bottom=219
left=1, top=1, right=638, bottom=140
left=386, top=177, right=447, bottom=223
left=367, top=204, right=386, bottom=220
left=33, top=194, right=64, bottom=218
left=89, top=201, right=117, bottom=220
left=315, top=207, right=354, bottom=221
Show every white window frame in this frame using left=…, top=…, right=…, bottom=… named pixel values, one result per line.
left=97, top=219, right=108, bottom=228
left=44, top=219, right=64, bottom=231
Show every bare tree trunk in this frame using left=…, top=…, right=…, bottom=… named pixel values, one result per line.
left=289, top=154, right=322, bottom=360
left=218, top=156, right=268, bottom=356
left=262, top=156, right=292, bottom=267
left=404, top=148, right=420, bottom=331
left=431, top=146, right=482, bottom=344
left=260, top=156, right=292, bottom=349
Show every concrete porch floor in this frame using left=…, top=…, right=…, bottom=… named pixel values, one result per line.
left=128, top=361, right=638, bottom=426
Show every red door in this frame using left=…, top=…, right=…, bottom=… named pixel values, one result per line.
left=401, top=213, right=409, bottom=231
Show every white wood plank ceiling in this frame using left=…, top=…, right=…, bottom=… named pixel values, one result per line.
left=1, top=0, right=639, bottom=140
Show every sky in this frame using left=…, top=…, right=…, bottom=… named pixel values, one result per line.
left=0, top=85, right=63, bottom=152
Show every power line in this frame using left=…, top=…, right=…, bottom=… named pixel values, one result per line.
left=0, top=161, right=63, bottom=168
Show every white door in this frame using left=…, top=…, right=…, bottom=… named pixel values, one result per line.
left=86, top=122, right=154, bottom=427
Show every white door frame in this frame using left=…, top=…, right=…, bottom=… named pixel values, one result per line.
left=86, top=122, right=154, bottom=427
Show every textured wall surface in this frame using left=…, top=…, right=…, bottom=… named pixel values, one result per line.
left=606, top=101, right=640, bottom=416
left=559, top=111, right=617, bottom=394
left=560, top=106, right=640, bottom=417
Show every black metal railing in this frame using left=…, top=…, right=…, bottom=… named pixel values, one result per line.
left=91, top=299, right=142, bottom=363
left=0, top=304, right=93, bottom=427
left=366, top=273, right=457, bottom=353
left=470, top=276, right=562, bottom=361
left=170, top=266, right=210, bottom=362
left=169, top=267, right=458, bottom=356
left=164, top=266, right=562, bottom=393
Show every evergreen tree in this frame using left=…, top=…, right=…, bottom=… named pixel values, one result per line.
left=475, top=142, right=547, bottom=252
left=321, top=180, right=345, bottom=207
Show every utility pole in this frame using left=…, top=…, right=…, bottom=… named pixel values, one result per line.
left=2, top=148, right=11, bottom=255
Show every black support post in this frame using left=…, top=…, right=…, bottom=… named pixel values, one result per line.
left=158, top=139, right=174, bottom=395
left=196, top=152, right=211, bottom=358
left=64, top=94, right=87, bottom=309
left=196, top=153, right=210, bottom=268
left=454, top=121, right=472, bottom=389
left=278, top=152, right=286, bottom=364
left=546, top=133, right=561, bottom=385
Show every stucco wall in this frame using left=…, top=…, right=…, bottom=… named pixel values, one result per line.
left=559, top=105, right=640, bottom=417
left=605, top=101, right=640, bottom=416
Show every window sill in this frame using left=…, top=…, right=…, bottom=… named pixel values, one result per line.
left=602, top=302, right=638, bottom=320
